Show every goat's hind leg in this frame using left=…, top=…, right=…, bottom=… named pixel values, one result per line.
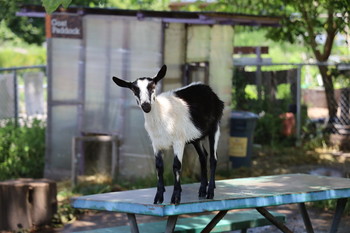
left=193, top=140, right=208, bottom=198
left=207, top=124, right=220, bottom=199
left=171, top=142, right=185, bottom=204
left=154, top=151, right=165, bottom=204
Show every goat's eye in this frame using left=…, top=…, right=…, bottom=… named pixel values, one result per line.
left=131, top=86, right=140, bottom=99
left=132, top=86, right=139, bottom=93
left=147, top=83, right=155, bottom=93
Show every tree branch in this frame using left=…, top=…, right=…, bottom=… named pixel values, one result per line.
left=298, top=2, right=322, bottom=60
left=321, top=6, right=337, bottom=61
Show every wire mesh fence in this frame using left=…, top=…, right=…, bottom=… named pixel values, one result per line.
left=334, top=88, right=350, bottom=135
left=0, top=65, right=46, bottom=125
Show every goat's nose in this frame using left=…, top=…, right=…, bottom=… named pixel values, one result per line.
left=141, top=103, right=151, bottom=113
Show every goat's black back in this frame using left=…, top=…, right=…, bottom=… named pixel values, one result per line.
left=175, top=84, right=224, bottom=137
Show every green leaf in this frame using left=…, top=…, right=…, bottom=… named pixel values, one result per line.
left=42, top=0, right=72, bottom=14
left=61, top=0, right=73, bottom=8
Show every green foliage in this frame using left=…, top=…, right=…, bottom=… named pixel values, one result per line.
left=276, top=84, right=291, bottom=99
left=213, top=0, right=349, bottom=117
left=254, top=112, right=292, bottom=147
left=0, top=21, right=24, bottom=45
left=42, top=0, right=111, bottom=13
left=0, top=118, right=45, bottom=181
left=211, top=0, right=350, bottom=45
left=232, top=67, right=297, bottom=147
left=0, top=45, right=46, bottom=68
left=330, top=65, right=350, bottom=89
left=1, top=0, right=109, bottom=45
left=0, top=18, right=46, bottom=67
left=0, top=0, right=45, bottom=45
left=108, top=0, right=170, bottom=10
left=311, top=199, right=350, bottom=215
left=40, top=0, right=171, bottom=13
left=42, top=0, right=72, bottom=14
left=52, top=200, right=80, bottom=226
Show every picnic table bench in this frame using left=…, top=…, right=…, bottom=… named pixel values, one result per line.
left=71, top=174, right=350, bottom=233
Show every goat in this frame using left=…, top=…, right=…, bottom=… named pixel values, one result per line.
left=112, top=65, right=224, bottom=204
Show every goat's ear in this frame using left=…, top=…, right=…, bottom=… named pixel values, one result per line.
left=154, top=65, right=167, bottom=84
left=112, top=76, right=132, bottom=88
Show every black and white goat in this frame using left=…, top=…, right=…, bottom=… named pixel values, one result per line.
left=112, top=65, right=224, bottom=204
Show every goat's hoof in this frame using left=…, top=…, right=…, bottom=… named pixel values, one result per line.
left=153, top=192, right=164, bottom=204
left=171, top=192, right=181, bottom=204
left=206, top=191, right=214, bottom=199
left=198, top=186, right=207, bottom=198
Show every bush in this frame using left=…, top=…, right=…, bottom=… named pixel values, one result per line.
left=0, top=46, right=46, bottom=68
left=0, top=118, right=45, bottom=180
left=0, top=21, right=46, bottom=68
left=254, top=112, right=283, bottom=147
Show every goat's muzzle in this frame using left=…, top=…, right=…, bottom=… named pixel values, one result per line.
left=141, top=103, right=151, bottom=113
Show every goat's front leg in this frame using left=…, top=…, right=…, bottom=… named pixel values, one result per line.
left=154, top=151, right=165, bottom=204
left=171, top=142, right=184, bottom=204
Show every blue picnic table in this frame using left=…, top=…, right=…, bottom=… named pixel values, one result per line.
left=71, top=174, right=350, bottom=233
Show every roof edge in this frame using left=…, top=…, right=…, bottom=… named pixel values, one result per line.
left=17, top=5, right=281, bottom=27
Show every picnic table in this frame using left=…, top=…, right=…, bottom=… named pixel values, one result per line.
left=71, top=174, right=350, bottom=233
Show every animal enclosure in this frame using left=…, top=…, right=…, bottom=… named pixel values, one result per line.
left=19, top=6, right=280, bottom=180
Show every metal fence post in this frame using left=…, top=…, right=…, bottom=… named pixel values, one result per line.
left=13, top=70, right=18, bottom=127
left=256, top=47, right=262, bottom=102
left=296, top=65, right=302, bottom=146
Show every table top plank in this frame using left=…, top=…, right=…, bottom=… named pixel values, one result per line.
left=71, top=174, right=350, bottom=217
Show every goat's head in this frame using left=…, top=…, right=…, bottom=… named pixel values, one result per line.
left=112, top=65, right=167, bottom=113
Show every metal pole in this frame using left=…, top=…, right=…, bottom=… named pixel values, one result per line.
left=201, top=210, right=228, bottom=233
left=165, top=215, right=178, bottom=233
left=13, top=70, right=18, bottom=127
left=127, top=213, right=140, bottom=233
left=298, top=203, right=314, bottom=233
left=329, top=198, right=348, bottom=233
left=296, top=65, right=302, bottom=146
left=77, top=18, right=86, bottom=176
left=256, top=47, right=262, bottom=102
left=71, top=137, right=78, bottom=187
left=256, top=207, right=293, bottom=233
left=44, top=37, right=53, bottom=178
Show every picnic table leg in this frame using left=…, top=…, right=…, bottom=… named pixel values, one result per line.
left=201, top=210, right=228, bottom=233
left=256, top=207, right=293, bottom=233
left=329, top=198, right=348, bottom=233
left=165, top=215, right=178, bottom=233
left=298, top=202, right=314, bottom=233
left=127, top=213, right=139, bottom=233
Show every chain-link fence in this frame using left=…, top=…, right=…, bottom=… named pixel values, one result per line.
left=0, top=65, right=46, bottom=124
left=334, top=88, right=350, bottom=135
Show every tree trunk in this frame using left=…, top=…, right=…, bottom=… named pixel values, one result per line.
left=318, top=65, right=337, bottom=119
left=0, top=179, right=57, bottom=231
